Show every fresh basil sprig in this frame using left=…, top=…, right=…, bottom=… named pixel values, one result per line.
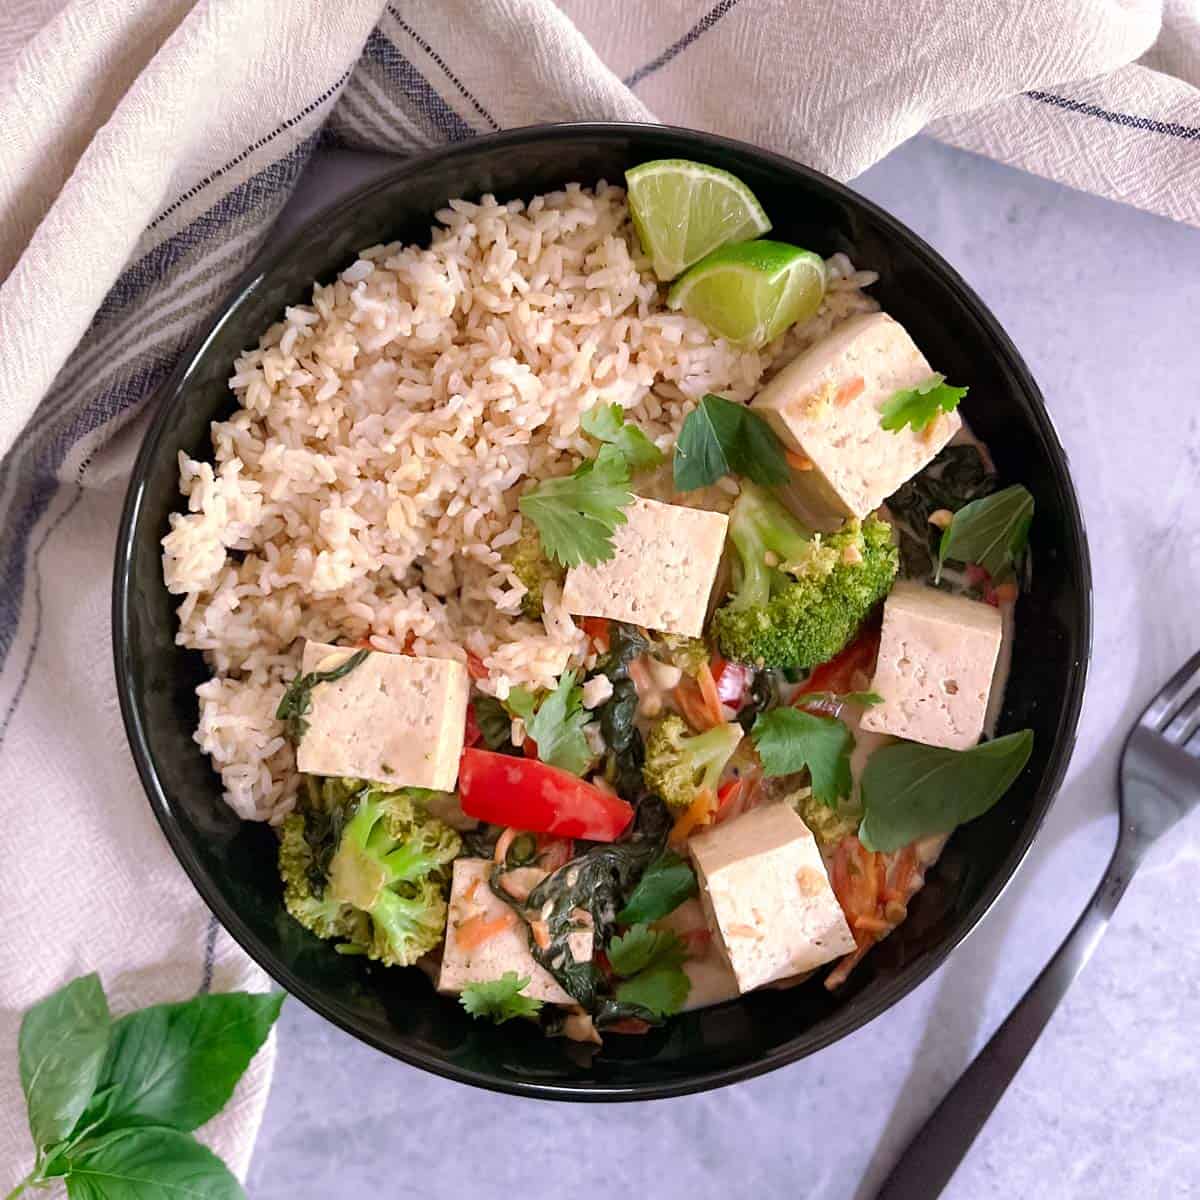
left=938, top=484, right=1034, bottom=581
left=276, top=648, right=370, bottom=742
left=858, top=730, right=1034, bottom=852
left=673, top=393, right=790, bottom=491
left=9, top=974, right=283, bottom=1199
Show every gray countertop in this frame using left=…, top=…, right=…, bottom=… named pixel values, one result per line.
left=246, top=134, right=1200, bottom=1200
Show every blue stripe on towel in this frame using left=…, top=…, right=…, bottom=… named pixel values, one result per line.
left=624, top=0, right=743, bottom=88
left=362, top=28, right=475, bottom=142
left=0, top=135, right=320, bottom=677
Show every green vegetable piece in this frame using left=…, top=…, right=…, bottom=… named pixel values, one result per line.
left=607, top=925, right=688, bottom=977
left=60, top=1126, right=243, bottom=1200
left=472, top=697, right=513, bottom=750
left=880, top=374, right=968, bottom=433
left=506, top=671, right=596, bottom=776
left=642, top=713, right=743, bottom=811
left=502, top=522, right=564, bottom=619
left=752, top=708, right=854, bottom=805
left=787, top=787, right=862, bottom=849
left=614, top=967, right=692, bottom=1019
left=607, top=925, right=692, bottom=1018
left=617, top=851, right=698, bottom=925
left=78, top=992, right=285, bottom=1137
left=673, top=393, right=789, bottom=492
left=459, top=973, right=544, bottom=1025
left=938, top=484, right=1035, bottom=580
left=18, top=973, right=111, bottom=1155
left=581, top=403, right=665, bottom=472
left=798, top=690, right=884, bottom=708
left=275, top=648, right=369, bottom=743
left=858, top=730, right=1035, bottom=852
left=713, top=482, right=898, bottom=669
left=280, top=785, right=460, bottom=967
left=519, top=443, right=633, bottom=568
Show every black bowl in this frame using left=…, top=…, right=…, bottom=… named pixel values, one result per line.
left=113, top=123, right=1091, bottom=1100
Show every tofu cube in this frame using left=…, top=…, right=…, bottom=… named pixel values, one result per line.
left=859, top=582, right=1003, bottom=750
left=438, top=859, right=591, bottom=1005
left=689, top=804, right=855, bottom=993
left=561, top=496, right=729, bottom=638
left=294, top=642, right=468, bottom=790
left=751, top=312, right=961, bottom=521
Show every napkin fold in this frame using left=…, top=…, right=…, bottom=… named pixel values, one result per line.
left=1, top=0, right=1196, bottom=1181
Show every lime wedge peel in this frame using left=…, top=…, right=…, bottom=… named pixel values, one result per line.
left=667, top=240, right=828, bottom=350
left=625, top=159, right=772, bottom=283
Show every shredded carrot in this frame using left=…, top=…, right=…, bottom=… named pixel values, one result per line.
left=786, top=449, right=814, bottom=471
left=993, top=581, right=1019, bottom=606
left=835, top=375, right=865, bottom=406
left=466, top=651, right=489, bottom=681
left=627, top=655, right=652, bottom=695
left=669, top=788, right=716, bottom=846
left=853, top=914, right=891, bottom=934
left=463, top=878, right=480, bottom=903
left=673, top=677, right=719, bottom=731
left=530, top=919, right=551, bottom=950
left=580, top=616, right=611, bottom=653
left=696, top=662, right=725, bottom=728
left=455, top=910, right=515, bottom=951
left=494, top=826, right=519, bottom=864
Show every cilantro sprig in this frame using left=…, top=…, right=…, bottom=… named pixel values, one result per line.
left=751, top=707, right=855, bottom=806
left=581, top=403, right=664, bottom=472
left=519, top=444, right=633, bottom=569
left=673, top=392, right=789, bottom=491
left=608, top=925, right=691, bottom=1018
left=506, top=670, right=596, bottom=776
left=459, top=973, right=544, bottom=1024
left=880, top=374, right=968, bottom=433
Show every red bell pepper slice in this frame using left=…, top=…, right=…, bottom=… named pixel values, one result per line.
left=457, top=749, right=634, bottom=842
left=795, top=627, right=881, bottom=699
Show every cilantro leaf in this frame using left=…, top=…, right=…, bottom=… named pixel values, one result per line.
left=581, top=404, right=665, bottom=472
left=507, top=671, right=595, bottom=776
left=938, top=484, right=1034, bottom=579
left=608, top=925, right=692, bottom=1018
left=617, top=852, right=698, bottom=926
left=751, top=708, right=854, bottom=806
left=607, top=924, right=688, bottom=977
left=673, top=393, right=789, bottom=491
left=458, top=973, right=544, bottom=1024
left=519, top=444, right=633, bottom=568
left=859, top=730, right=1034, bottom=852
left=615, top=967, right=691, bottom=1018
left=880, top=374, right=968, bottom=433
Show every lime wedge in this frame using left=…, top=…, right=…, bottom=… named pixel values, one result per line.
left=667, top=240, right=827, bottom=349
left=626, top=159, right=772, bottom=282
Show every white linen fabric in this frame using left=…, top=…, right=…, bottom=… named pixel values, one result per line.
left=1, top=0, right=1196, bottom=1182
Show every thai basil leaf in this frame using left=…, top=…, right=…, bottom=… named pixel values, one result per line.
left=938, top=484, right=1035, bottom=580
left=858, top=730, right=1035, bottom=852
left=62, top=1127, right=243, bottom=1200
left=18, top=973, right=111, bottom=1153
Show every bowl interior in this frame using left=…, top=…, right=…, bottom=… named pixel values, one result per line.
left=115, top=124, right=1090, bottom=1099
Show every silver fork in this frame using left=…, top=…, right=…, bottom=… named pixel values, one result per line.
left=875, top=650, right=1200, bottom=1200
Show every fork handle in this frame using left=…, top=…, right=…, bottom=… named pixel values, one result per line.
left=873, top=837, right=1137, bottom=1200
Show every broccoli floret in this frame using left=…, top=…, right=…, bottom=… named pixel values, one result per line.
left=278, top=782, right=460, bottom=967
left=649, top=633, right=709, bottom=677
left=787, top=786, right=862, bottom=850
left=503, top=523, right=565, bottom=619
left=642, top=713, right=743, bottom=811
left=711, top=483, right=898, bottom=669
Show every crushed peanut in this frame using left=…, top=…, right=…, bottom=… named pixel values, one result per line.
left=928, top=508, right=954, bottom=529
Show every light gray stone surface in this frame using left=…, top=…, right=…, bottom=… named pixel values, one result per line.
left=245, top=134, right=1200, bottom=1200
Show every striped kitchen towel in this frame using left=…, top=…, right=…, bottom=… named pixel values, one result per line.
left=0, top=0, right=1196, bottom=1182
